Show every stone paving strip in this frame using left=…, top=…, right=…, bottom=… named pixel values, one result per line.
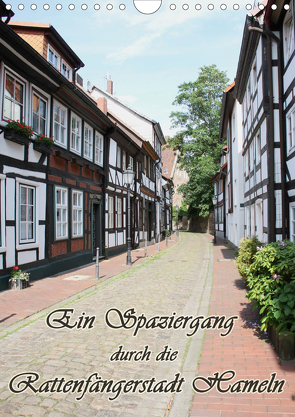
left=0, top=232, right=213, bottom=417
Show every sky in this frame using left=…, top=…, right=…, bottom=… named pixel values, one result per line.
left=7, top=0, right=253, bottom=137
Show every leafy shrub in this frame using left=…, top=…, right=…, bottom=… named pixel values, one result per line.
left=245, top=241, right=295, bottom=332
left=236, top=236, right=262, bottom=278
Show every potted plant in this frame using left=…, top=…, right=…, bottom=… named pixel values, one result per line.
left=9, top=266, right=30, bottom=290
left=33, top=134, right=54, bottom=154
left=4, top=120, right=33, bottom=145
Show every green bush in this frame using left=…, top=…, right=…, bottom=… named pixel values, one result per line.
left=236, top=236, right=262, bottom=278
left=245, top=240, right=295, bottom=332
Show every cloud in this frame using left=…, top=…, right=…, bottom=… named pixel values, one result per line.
left=106, top=7, right=208, bottom=64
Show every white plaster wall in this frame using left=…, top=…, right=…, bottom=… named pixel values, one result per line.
left=118, top=232, right=123, bottom=245
left=109, top=233, right=115, bottom=248
left=6, top=227, right=15, bottom=267
left=1, top=135, right=25, bottom=161
left=18, top=250, right=37, bottom=265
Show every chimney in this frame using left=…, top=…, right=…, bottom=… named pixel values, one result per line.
left=107, top=79, right=113, bottom=95
left=97, top=97, right=107, bottom=115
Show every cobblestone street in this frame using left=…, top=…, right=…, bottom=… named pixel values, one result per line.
left=0, top=232, right=213, bottom=417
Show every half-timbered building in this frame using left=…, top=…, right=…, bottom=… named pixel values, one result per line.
left=90, top=80, right=166, bottom=245
left=0, top=18, right=115, bottom=289
left=219, top=82, right=244, bottom=247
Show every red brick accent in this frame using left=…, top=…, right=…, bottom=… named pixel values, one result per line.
left=97, top=97, right=107, bottom=115
left=82, top=167, right=92, bottom=179
left=90, top=185, right=101, bottom=191
left=85, top=193, right=88, bottom=210
left=48, top=175, right=62, bottom=182
left=85, top=213, right=87, bottom=228
left=50, top=154, right=66, bottom=170
left=68, top=162, right=80, bottom=175
left=71, top=238, right=84, bottom=252
left=52, top=241, right=67, bottom=257
left=107, top=79, right=113, bottom=95
left=66, top=179, right=76, bottom=186
left=80, top=182, right=87, bottom=188
left=93, top=172, right=99, bottom=181
left=88, top=234, right=91, bottom=249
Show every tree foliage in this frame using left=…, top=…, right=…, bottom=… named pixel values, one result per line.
left=167, top=64, right=229, bottom=217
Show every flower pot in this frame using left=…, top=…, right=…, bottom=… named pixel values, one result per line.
left=9, top=278, right=28, bottom=290
left=4, top=130, right=31, bottom=146
left=33, top=141, right=52, bottom=155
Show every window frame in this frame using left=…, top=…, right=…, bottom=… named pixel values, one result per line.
left=117, top=197, right=123, bottom=229
left=55, top=186, right=68, bottom=241
left=70, top=112, right=82, bottom=155
left=19, top=183, right=36, bottom=244
left=3, top=70, right=25, bottom=122
left=283, top=2, right=294, bottom=64
left=122, top=150, right=127, bottom=171
left=287, top=108, right=295, bottom=153
left=129, top=155, right=134, bottom=171
left=32, top=89, right=48, bottom=136
left=95, top=131, right=104, bottom=166
left=84, top=122, right=93, bottom=161
left=48, top=45, right=60, bottom=70
left=53, top=99, right=67, bottom=148
left=61, top=59, right=72, bottom=81
left=72, top=190, right=83, bottom=238
left=108, top=196, right=114, bottom=229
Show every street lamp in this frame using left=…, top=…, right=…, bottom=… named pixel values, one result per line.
left=123, top=165, right=135, bottom=265
left=175, top=204, right=179, bottom=239
left=212, top=196, right=217, bottom=245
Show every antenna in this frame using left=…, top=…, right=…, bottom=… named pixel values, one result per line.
left=87, top=80, right=92, bottom=92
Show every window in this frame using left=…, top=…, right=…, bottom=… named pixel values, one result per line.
left=71, top=113, right=82, bottom=154
left=72, top=190, right=83, bottom=237
left=62, top=60, right=72, bottom=80
left=122, top=151, right=126, bottom=171
left=4, top=72, right=24, bottom=121
left=19, top=184, right=35, bottom=243
left=284, top=3, right=294, bottom=63
left=256, top=133, right=261, bottom=163
left=249, top=141, right=254, bottom=171
left=32, top=92, right=47, bottom=135
left=95, top=132, right=104, bottom=166
left=117, top=146, right=121, bottom=168
left=48, top=46, right=60, bottom=70
left=84, top=123, right=93, bottom=160
left=287, top=109, right=295, bottom=151
left=129, top=156, right=134, bottom=171
left=108, top=196, right=114, bottom=228
left=117, top=198, right=122, bottom=228
left=53, top=101, right=67, bottom=147
left=252, top=59, right=257, bottom=94
left=55, top=187, right=68, bottom=239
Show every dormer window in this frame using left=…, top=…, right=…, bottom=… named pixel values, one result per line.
left=62, top=60, right=72, bottom=80
left=48, top=45, right=60, bottom=70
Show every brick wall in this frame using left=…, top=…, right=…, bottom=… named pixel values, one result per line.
left=52, top=241, right=67, bottom=257
left=71, top=238, right=84, bottom=252
left=50, top=153, right=66, bottom=170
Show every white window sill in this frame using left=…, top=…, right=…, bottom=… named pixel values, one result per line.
left=16, top=242, right=39, bottom=251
